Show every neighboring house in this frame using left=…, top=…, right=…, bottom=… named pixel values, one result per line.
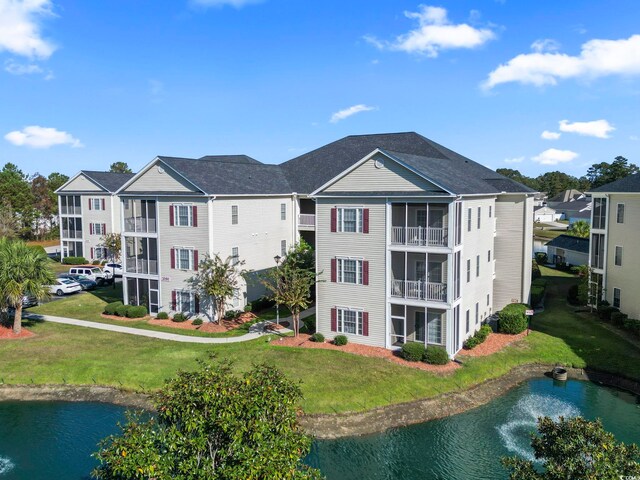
left=568, top=209, right=591, bottom=226
left=588, top=173, right=640, bottom=319
left=533, top=192, right=548, bottom=207
left=534, top=206, right=559, bottom=223
left=552, top=198, right=591, bottom=221
left=56, top=171, right=134, bottom=261
left=547, top=189, right=585, bottom=206
left=545, top=234, right=589, bottom=266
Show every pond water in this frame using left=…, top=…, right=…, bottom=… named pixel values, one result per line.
left=0, top=379, right=638, bottom=479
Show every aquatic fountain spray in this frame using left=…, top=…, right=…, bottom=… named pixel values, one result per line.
left=0, top=456, right=13, bottom=476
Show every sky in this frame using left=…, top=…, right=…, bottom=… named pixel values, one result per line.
left=0, top=0, right=639, bottom=179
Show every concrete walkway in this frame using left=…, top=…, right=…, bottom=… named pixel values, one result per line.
left=23, top=307, right=315, bottom=344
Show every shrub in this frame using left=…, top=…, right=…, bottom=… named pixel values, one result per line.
left=535, top=252, right=548, bottom=265
left=401, top=342, right=426, bottom=361
left=623, top=318, right=640, bottom=337
left=532, top=278, right=548, bottom=287
left=192, top=318, right=203, bottom=326
left=250, top=296, right=275, bottom=312
left=115, top=304, right=129, bottom=317
left=310, top=332, right=324, bottom=343
left=172, top=313, right=187, bottom=323
left=498, top=303, right=529, bottom=334
left=610, top=311, right=628, bottom=327
left=530, top=285, right=545, bottom=307
left=92, top=260, right=100, bottom=265
left=156, top=312, right=169, bottom=320
left=62, top=256, right=88, bottom=265
left=333, top=335, right=348, bottom=346
left=532, top=259, right=541, bottom=280
left=464, top=324, right=492, bottom=349
left=423, top=346, right=449, bottom=365
left=598, top=306, right=618, bottom=322
left=28, top=245, right=47, bottom=257
left=126, top=305, right=148, bottom=318
left=478, top=324, right=492, bottom=340
left=50, top=255, right=61, bottom=263
left=302, top=316, right=316, bottom=334
left=224, top=310, right=241, bottom=320
left=104, top=301, right=123, bottom=316
left=244, top=304, right=252, bottom=312
left=463, top=336, right=481, bottom=349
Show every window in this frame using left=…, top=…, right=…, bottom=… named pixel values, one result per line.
left=477, top=207, right=481, bottom=229
left=466, top=259, right=471, bottom=282
left=281, top=240, right=287, bottom=257
left=92, top=198, right=103, bottom=210
left=476, top=255, right=480, bottom=277
left=232, top=288, right=240, bottom=308
left=232, top=247, right=239, bottom=266
left=231, top=205, right=238, bottom=225
left=281, top=203, right=286, bottom=220
left=428, top=312, right=443, bottom=344
left=337, top=258, right=363, bottom=284
left=591, top=233, right=605, bottom=269
left=338, top=207, right=363, bottom=233
left=617, top=203, right=625, bottom=224
left=454, top=251, right=461, bottom=299
left=93, top=247, right=108, bottom=260
left=455, top=202, right=462, bottom=246
left=593, top=198, right=607, bottom=229
left=60, top=195, right=82, bottom=215
left=475, top=303, right=479, bottom=324
left=92, top=223, right=106, bottom=235
left=415, top=311, right=425, bottom=342
left=124, top=199, right=157, bottom=233
left=175, top=248, right=195, bottom=270
left=487, top=293, right=490, bottom=306
left=175, top=290, right=195, bottom=313
left=613, top=287, right=621, bottom=309
left=615, top=246, right=623, bottom=266
left=465, top=309, right=470, bottom=333
left=467, top=208, right=472, bottom=232
left=488, top=250, right=491, bottom=262
left=173, top=205, right=192, bottom=227
left=337, top=308, right=363, bottom=335
left=489, top=205, right=492, bottom=218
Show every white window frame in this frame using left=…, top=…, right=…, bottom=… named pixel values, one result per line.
left=95, top=247, right=108, bottom=260
left=175, top=290, right=195, bottom=313
left=614, top=245, right=623, bottom=267
left=232, top=247, right=239, bottom=266
left=337, top=207, right=363, bottom=233
left=475, top=303, right=479, bottom=324
left=476, top=255, right=480, bottom=277
left=280, top=203, right=286, bottom=221
left=231, top=205, right=238, bottom=225
left=613, top=287, right=621, bottom=309
left=465, top=309, right=470, bottom=333
left=427, top=312, right=443, bottom=345
left=281, top=240, right=287, bottom=257
left=466, top=259, right=471, bottom=283
left=92, top=198, right=103, bottom=211
left=337, top=257, right=363, bottom=284
left=467, top=208, right=472, bottom=232
left=477, top=207, right=481, bottom=229
left=173, top=204, right=193, bottom=227
left=336, top=307, right=363, bottom=335
left=92, top=223, right=105, bottom=235
left=617, top=203, right=625, bottom=224
left=175, top=247, right=195, bottom=271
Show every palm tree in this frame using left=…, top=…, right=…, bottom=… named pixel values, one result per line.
left=0, top=238, right=56, bottom=334
left=567, top=220, right=590, bottom=238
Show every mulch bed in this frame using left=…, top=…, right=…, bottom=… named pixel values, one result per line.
left=457, top=330, right=529, bottom=357
left=0, top=325, right=35, bottom=340
left=272, top=334, right=459, bottom=374
left=148, top=312, right=258, bottom=333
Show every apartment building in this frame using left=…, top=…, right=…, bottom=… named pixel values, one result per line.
left=588, top=174, right=640, bottom=318
left=56, top=171, right=134, bottom=260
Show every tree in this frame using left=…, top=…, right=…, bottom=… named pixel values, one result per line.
left=0, top=163, right=35, bottom=238
left=587, top=156, right=639, bottom=189
left=502, top=416, right=640, bottom=479
left=30, top=174, right=56, bottom=239
left=101, top=233, right=121, bottom=261
left=109, top=162, right=133, bottom=174
left=566, top=220, right=590, bottom=238
left=262, top=245, right=318, bottom=337
left=93, top=359, right=322, bottom=480
left=188, top=254, right=246, bottom=322
left=0, top=238, right=55, bottom=333
left=496, top=169, right=539, bottom=190
left=0, top=200, right=18, bottom=239
left=536, top=171, right=582, bottom=198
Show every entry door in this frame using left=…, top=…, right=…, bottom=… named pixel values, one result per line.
left=149, top=280, right=159, bottom=314
left=415, top=311, right=426, bottom=342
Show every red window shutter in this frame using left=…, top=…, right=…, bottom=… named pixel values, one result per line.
left=169, top=205, right=174, bottom=226
left=102, top=223, right=106, bottom=234
left=91, top=247, right=94, bottom=259
left=363, top=208, right=369, bottom=234
left=171, top=291, right=177, bottom=310
left=363, top=260, right=369, bottom=285
left=88, top=198, right=92, bottom=210
left=101, top=198, right=105, bottom=210
left=330, top=258, right=336, bottom=282
left=330, top=208, right=337, bottom=232
left=195, top=295, right=200, bottom=314
left=170, top=248, right=175, bottom=269
left=363, top=312, right=369, bottom=336
left=192, top=206, right=198, bottom=227
left=193, top=250, right=199, bottom=271
left=331, top=308, right=337, bottom=332
left=89, top=223, right=93, bottom=235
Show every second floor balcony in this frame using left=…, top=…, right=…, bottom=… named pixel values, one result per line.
left=298, top=214, right=315, bottom=230
left=391, top=226, right=448, bottom=247
left=391, top=279, right=447, bottom=302
left=391, top=202, right=449, bottom=248
left=390, top=251, right=448, bottom=303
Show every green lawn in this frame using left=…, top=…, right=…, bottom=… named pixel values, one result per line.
left=4, top=266, right=639, bottom=414
left=533, top=228, right=563, bottom=240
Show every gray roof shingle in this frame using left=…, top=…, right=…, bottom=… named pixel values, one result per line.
left=590, top=173, right=640, bottom=193
left=81, top=171, right=136, bottom=192
left=546, top=234, right=590, bottom=254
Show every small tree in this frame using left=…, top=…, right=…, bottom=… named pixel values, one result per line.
left=502, top=416, right=640, bottom=479
left=189, top=253, right=246, bottom=323
left=0, top=238, right=56, bottom=333
left=0, top=199, right=18, bottom=239
left=93, top=359, right=322, bottom=479
left=567, top=220, right=590, bottom=238
left=101, top=233, right=121, bottom=261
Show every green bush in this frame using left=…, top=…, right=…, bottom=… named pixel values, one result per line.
left=192, top=318, right=203, bottom=326
left=126, top=305, right=148, bottom=318
left=598, top=306, right=618, bottom=322
left=463, top=336, right=481, bottom=349
left=156, top=312, right=169, bottom=320
left=92, top=260, right=100, bottom=265
left=423, top=346, right=449, bottom=365
left=400, top=342, right=426, bottom=361
left=623, top=318, right=640, bottom=337
left=535, top=252, right=548, bottom=265
left=172, top=313, right=187, bottom=323
left=333, top=335, right=348, bottom=346
left=115, top=304, right=129, bottom=317
left=498, top=303, right=529, bottom=334
left=224, top=310, right=241, bottom=320
left=532, top=259, right=541, bottom=280
left=310, top=332, right=325, bottom=343
left=532, top=278, right=548, bottom=287
left=610, top=311, right=628, bottom=327
left=302, top=316, right=316, bottom=334
left=62, top=256, right=87, bottom=265
left=28, top=245, right=47, bottom=257
left=250, top=296, right=275, bottom=312
left=478, top=324, right=492, bottom=340
left=244, top=304, right=252, bottom=312
left=464, top=324, right=493, bottom=349
left=104, top=301, right=123, bottom=316
left=530, top=285, right=545, bottom=307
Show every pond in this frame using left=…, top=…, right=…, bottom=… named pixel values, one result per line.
left=0, top=379, right=638, bottom=479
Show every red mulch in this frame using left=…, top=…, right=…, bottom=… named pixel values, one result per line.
left=272, top=334, right=459, bottom=374
left=148, top=312, right=258, bottom=333
left=101, top=314, right=152, bottom=322
left=457, top=330, right=529, bottom=357
left=0, top=325, right=35, bottom=340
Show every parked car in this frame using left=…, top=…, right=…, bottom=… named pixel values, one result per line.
left=49, top=279, right=82, bottom=296
left=58, top=273, right=97, bottom=291
left=103, top=263, right=123, bottom=277
left=21, top=294, right=38, bottom=308
left=68, top=267, right=112, bottom=286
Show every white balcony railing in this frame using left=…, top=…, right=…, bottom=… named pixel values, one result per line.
left=391, top=226, right=448, bottom=247
left=298, top=214, right=315, bottom=228
left=391, top=279, right=447, bottom=302
left=124, top=217, right=157, bottom=233
left=125, top=258, right=158, bottom=275
left=62, top=229, right=82, bottom=239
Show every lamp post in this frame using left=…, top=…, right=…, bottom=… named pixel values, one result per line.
left=274, top=255, right=281, bottom=325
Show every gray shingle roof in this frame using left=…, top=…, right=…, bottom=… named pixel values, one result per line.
left=280, top=132, right=534, bottom=195
left=81, top=171, right=135, bottom=192
left=551, top=199, right=591, bottom=212
left=157, top=156, right=292, bottom=195
left=546, top=234, right=590, bottom=254
left=590, top=173, right=640, bottom=193
left=197, top=155, right=261, bottom=164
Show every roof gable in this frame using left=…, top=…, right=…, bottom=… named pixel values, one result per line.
left=121, top=159, right=204, bottom=194
left=57, top=172, right=105, bottom=193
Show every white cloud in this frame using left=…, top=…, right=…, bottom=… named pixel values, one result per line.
left=503, top=156, right=524, bottom=164
left=541, top=130, right=561, bottom=140
left=630, top=135, right=639, bottom=141
left=365, top=5, right=495, bottom=57
left=190, top=0, right=262, bottom=7
left=558, top=119, right=615, bottom=139
left=4, top=59, right=42, bottom=75
left=4, top=126, right=83, bottom=149
left=330, top=104, right=376, bottom=123
left=531, top=38, right=560, bottom=53
left=0, top=0, right=56, bottom=59
left=483, top=34, right=640, bottom=89
left=532, top=148, right=578, bottom=165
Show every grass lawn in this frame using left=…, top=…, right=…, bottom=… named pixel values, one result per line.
left=4, top=265, right=640, bottom=414
left=27, top=239, right=60, bottom=248
left=533, top=228, right=563, bottom=240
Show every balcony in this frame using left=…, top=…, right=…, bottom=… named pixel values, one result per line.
left=391, top=226, right=448, bottom=247
left=391, top=279, right=447, bottom=302
left=61, top=229, right=82, bottom=239
left=125, top=258, right=158, bottom=275
left=391, top=202, right=450, bottom=248
left=298, top=214, right=315, bottom=230
left=124, top=217, right=157, bottom=234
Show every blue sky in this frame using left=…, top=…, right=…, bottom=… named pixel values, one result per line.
left=0, top=0, right=639, bottom=178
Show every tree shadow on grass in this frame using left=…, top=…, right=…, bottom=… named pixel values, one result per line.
left=87, top=282, right=123, bottom=304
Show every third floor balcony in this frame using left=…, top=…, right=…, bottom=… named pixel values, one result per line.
left=391, top=202, right=449, bottom=248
